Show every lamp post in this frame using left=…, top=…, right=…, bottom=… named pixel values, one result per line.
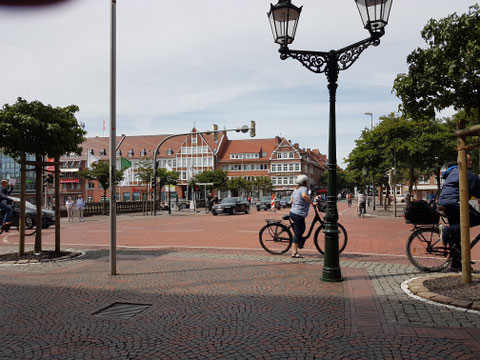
left=364, top=112, right=375, bottom=211
left=268, top=0, right=392, bottom=282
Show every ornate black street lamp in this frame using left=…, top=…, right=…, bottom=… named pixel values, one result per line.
left=268, top=0, right=392, bottom=282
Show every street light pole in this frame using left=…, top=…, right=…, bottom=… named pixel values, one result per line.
left=364, top=112, right=375, bottom=211
left=109, top=0, right=117, bottom=276
left=268, top=0, right=392, bottom=282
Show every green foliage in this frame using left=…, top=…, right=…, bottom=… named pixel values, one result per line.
left=136, top=158, right=154, bottom=184
left=79, top=161, right=124, bottom=191
left=253, top=176, right=273, bottom=194
left=393, top=5, right=480, bottom=121
left=190, top=169, right=228, bottom=190
left=227, top=177, right=250, bottom=196
left=345, top=112, right=456, bottom=198
left=0, top=97, right=86, bottom=159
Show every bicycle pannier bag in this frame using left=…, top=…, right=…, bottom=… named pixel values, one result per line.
left=404, top=200, right=440, bottom=224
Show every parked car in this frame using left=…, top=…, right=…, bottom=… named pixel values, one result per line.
left=10, top=197, right=55, bottom=229
left=279, top=196, right=292, bottom=208
left=211, top=197, right=250, bottom=216
left=256, top=196, right=280, bottom=211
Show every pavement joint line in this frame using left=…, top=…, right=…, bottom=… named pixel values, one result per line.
left=401, top=277, right=480, bottom=315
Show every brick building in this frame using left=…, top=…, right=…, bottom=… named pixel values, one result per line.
left=56, top=129, right=327, bottom=204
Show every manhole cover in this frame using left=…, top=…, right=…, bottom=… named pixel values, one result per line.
left=93, top=302, right=152, bottom=319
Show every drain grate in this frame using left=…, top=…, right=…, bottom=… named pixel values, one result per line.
left=93, top=302, right=152, bottom=319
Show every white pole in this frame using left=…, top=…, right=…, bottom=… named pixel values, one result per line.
left=109, top=0, right=117, bottom=276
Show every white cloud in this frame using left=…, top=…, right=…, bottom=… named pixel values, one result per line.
left=0, top=0, right=474, bottom=168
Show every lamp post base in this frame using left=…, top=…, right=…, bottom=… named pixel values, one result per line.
left=321, top=266, right=344, bottom=282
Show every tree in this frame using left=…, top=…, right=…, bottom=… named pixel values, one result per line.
left=0, top=97, right=86, bottom=254
left=191, top=169, right=228, bottom=191
left=79, top=161, right=124, bottom=214
left=253, top=176, right=272, bottom=198
left=227, top=177, right=250, bottom=197
left=393, top=5, right=480, bottom=122
left=345, top=113, right=456, bottom=203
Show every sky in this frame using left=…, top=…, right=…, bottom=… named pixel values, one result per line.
left=0, top=0, right=476, bottom=167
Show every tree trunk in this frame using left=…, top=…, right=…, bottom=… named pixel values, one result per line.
left=103, top=189, right=107, bottom=215
left=54, top=157, right=61, bottom=253
left=34, top=156, right=43, bottom=253
left=407, top=167, right=415, bottom=205
left=19, top=154, right=26, bottom=255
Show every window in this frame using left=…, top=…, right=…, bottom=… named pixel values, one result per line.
left=192, top=137, right=197, bottom=145
left=89, top=149, right=94, bottom=155
left=295, top=163, right=300, bottom=171
left=272, top=178, right=277, bottom=185
left=283, top=164, right=288, bottom=172
left=133, top=192, right=140, bottom=201
left=88, top=182, right=95, bottom=189
left=271, top=164, right=277, bottom=172
left=140, top=149, right=147, bottom=157
left=100, top=148, right=107, bottom=156
left=87, top=196, right=93, bottom=203
left=123, top=193, right=130, bottom=201
left=128, top=149, right=134, bottom=157
left=117, top=150, right=122, bottom=156
left=289, top=164, right=294, bottom=171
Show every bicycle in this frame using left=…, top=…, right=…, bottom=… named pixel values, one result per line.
left=357, top=202, right=366, bottom=217
left=406, top=209, right=479, bottom=272
left=0, top=208, right=36, bottom=236
left=259, top=205, right=348, bottom=255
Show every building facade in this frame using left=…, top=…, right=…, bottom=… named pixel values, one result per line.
left=42, top=129, right=328, bottom=204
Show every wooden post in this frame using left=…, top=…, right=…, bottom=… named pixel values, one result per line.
left=457, top=119, right=472, bottom=283
left=19, top=154, right=26, bottom=255
left=34, top=156, right=43, bottom=253
left=54, top=157, right=60, bottom=253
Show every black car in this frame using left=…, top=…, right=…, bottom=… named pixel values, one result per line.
left=211, top=197, right=250, bottom=215
left=256, top=196, right=280, bottom=211
left=279, top=196, right=291, bottom=208
left=10, top=197, right=55, bottom=229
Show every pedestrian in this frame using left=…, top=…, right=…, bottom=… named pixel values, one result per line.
left=76, top=194, right=85, bottom=222
left=439, top=155, right=480, bottom=271
left=65, top=196, right=74, bottom=221
left=289, top=174, right=316, bottom=258
left=0, top=179, right=14, bottom=226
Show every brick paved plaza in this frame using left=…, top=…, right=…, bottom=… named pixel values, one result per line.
left=1, top=205, right=480, bottom=359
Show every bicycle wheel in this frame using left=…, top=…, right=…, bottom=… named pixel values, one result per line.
left=259, top=223, right=292, bottom=255
left=406, top=227, right=451, bottom=272
left=313, top=223, right=348, bottom=255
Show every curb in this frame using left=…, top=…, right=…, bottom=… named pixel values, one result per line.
left=0, top=250, right=85, bottom=266
left=404, top=274, right=480, bottom=313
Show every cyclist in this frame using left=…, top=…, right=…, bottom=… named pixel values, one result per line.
left=356, top=190, right=366, bottom=216
left=0, top=179, right=14, bottom=227
left=289, top=174, right=316, bottom=258
left=439, top=155, right=480, bottom=270
left=347, top=193, right=352, bottom=207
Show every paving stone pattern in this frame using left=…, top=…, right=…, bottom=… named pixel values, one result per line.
left=1, top=249, right=480, bottom=359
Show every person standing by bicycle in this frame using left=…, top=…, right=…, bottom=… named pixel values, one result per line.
left=0, top=179, right=14, bottom=226
left=356, top=190, right=366, bottom=216
left=289, top=174, right=316, bottom=258
left=439, top=155, right=480, bottom=270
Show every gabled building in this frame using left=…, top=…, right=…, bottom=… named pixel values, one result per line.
left=57, top=129, right=327, bottom=204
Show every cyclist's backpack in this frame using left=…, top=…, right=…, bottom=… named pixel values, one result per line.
left=404, top=200, right=440, bottom=225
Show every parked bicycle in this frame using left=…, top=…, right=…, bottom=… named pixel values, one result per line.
left=0, top=208, right=36, bottom=236
left=405, top=201, right=478, bottom=272
left=259, top=204, right=348, bottom=255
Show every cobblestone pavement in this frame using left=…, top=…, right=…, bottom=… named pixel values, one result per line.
left=1, top=247, right=480, bottom=359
